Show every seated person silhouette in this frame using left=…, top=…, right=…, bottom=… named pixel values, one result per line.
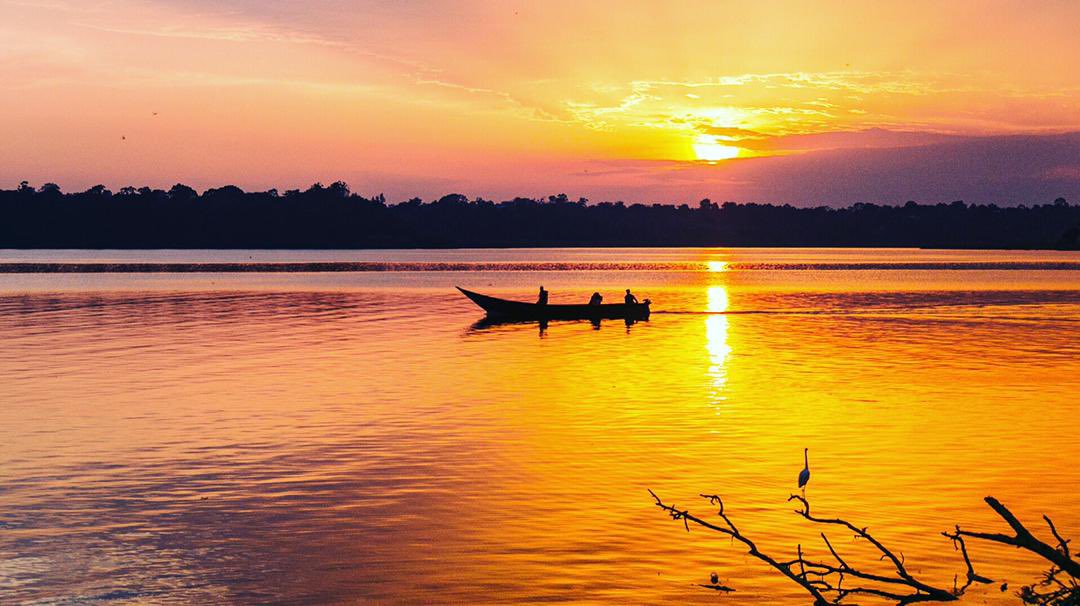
left=624, top=289, right=639, bottom=304
left=537, top=286, right=548, bottom=305
left=589, top=292, right=603, bottom=305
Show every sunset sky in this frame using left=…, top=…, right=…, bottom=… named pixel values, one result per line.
left=2, top=0, right=1079, bottom=205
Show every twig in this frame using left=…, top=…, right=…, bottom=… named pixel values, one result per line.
left=1044, top=515, right=1072, bottom=560
left=942, top=526, right=993, bottom=593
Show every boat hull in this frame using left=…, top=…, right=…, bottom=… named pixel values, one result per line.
left=457, top=287, right=650, bottom=321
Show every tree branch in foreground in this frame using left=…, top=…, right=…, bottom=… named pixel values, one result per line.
left=651, top=490, right=1078, bottom=604
left=648, top=490, right=965, bottom=604
left=944, top=496, right=1078, bottom=604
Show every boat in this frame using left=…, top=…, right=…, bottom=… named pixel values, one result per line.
left=457, top=287, right=650, bottom=321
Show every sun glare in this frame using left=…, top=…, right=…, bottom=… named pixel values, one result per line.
left=707, top=285, right=730, bottom=313
left=706, top=286, right=732, bottom=397
left=707, top=260, right=729, bottom=272
left=692, top=135, right=740, bottom=162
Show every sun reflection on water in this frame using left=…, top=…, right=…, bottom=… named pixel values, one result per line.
left=706, top=285, right=732, bottom=402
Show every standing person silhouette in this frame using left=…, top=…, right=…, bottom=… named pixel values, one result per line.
left=624, top=289, right=638, bottom=304
left=537, top=286, right=548, bottom=305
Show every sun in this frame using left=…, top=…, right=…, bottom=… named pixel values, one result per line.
left=692, top=135, right=740, bottom=162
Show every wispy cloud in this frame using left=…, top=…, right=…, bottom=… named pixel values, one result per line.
left=556, top=71, right=1080, bottom=161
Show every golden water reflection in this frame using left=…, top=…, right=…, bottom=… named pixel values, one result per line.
left=706, top=285, right=732, bottom=402
left=1, top=249, right=1078, bottom=605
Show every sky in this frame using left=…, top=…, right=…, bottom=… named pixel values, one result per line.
left=1, top=0, right=1079, bottom=205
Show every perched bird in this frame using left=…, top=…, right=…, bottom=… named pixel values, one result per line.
left=798, top=448, right=810, bottom=489
left=709, top=572, right=719, bottom=584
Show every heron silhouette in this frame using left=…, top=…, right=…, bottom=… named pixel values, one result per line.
left=798, top=448, right=810, bottom=489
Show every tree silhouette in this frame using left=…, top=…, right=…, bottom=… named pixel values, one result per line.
left=650, top=490, right=1077, bottom=605
left=168, top=183, right=197, bottom=201
left=0, top=181, right=1077, bottom=249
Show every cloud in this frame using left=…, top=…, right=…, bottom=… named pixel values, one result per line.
left=735, top=128, right=963, bottom=153
left=560, top=73, right=1080, bottom=143
left=666, top=132, right=1080, bottom=205
left=695, top=126, right=767, bottom=140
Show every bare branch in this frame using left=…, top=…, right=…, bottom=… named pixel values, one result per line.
left=650, top=490, right=1078, bottom=604
left=650, top=490, right=960, bottom=604
left=942, top=526, right=993, bottom=594
left=787, top=494, right=952, bottom=600
left=649, top=489, right=830, bottom=604
left=950, top=497, right=1078, bottom=603
left=820, top=533, right=850, bottom=571
left=953, top=497, right=1080, bottom=579
left=1044, top=515, right=1071, bottom=560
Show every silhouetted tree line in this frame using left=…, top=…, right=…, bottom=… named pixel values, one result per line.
left=2, top=181, right=1078, bottom=249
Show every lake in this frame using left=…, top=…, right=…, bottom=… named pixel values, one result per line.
left=1, top=248, right=1077, bottom=605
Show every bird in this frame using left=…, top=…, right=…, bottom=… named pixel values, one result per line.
left=798, top=448, right=810, bottom=489
left=709, top=572, right=719, bottom=584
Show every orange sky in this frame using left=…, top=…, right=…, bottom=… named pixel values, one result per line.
left=1, top=0, right=1079, bottom=204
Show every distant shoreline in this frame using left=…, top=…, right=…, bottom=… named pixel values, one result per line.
left=3, top=184, right=1078, bottom=250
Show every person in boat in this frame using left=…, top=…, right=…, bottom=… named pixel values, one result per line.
left=537, top=286, right=548, bottom=305
left=589, top=292, right=603, bottom=305
left=624, top=289, right=639, bottom=305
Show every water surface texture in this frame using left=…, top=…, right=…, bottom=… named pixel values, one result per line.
left=1, top=248, right=1077, bottom=605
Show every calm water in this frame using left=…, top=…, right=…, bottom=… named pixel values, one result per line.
left=1, top=248, right=1077, bottom=605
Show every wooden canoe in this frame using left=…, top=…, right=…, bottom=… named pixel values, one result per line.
left=457, top=287, right=650, bottom=320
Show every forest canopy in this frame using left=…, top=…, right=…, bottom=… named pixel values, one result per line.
left=1, top=181, right=1077, bottom=249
